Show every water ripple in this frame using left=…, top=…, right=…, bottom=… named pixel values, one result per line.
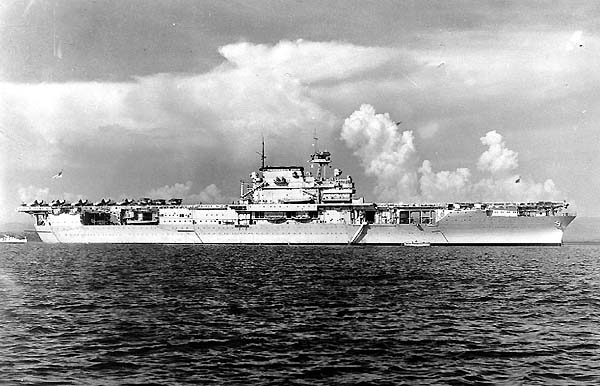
left=0, top=244, right=599, bottom=384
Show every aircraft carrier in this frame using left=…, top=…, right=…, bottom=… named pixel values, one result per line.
left=17, top=144, right=575, bottom=245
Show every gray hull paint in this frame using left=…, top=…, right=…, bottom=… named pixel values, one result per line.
left=35, top=214, right=575, bottom=245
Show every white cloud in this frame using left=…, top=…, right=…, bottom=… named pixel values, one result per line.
left=477, top=130, right=518, bottom=173
left=419, top=160, right=470, bottom=201
left=1, top=39, right=399, bottom=176
left=2, top=32, right=589, bottom=220
left=146, top=181, right=223, bottom=204
left=340, top=105, right=560, bottom=203
left=146, top=181, right=194, bottom=200
left=3, top=39, right=397, bottom=221
left=218, top=40, right=397, bottom=84
left=340, top=104, right=418, bottom=200
left=189, top=184, right=223, bottom=204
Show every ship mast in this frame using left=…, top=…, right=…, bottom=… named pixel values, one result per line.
left=309, top=130, right=331, bottom=181
left=257, top=136, right=266, bottom=170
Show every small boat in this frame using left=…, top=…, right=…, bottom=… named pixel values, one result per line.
left=0, top=235, right=27, bottom=243
left=404, top=241, right=430, bottom=247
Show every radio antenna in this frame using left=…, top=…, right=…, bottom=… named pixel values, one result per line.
left=256, top=136, right=266, bottom=169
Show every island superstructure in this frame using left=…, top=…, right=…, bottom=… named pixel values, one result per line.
left=17, top=143, right=575, bottom=245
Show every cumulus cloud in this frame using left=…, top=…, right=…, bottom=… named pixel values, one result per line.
left=341, top=104, right=418, bottom=200
left=477, top=130, right=519, bottom=173
left=3, top=32, right=589, bottom=220
left=2, top=39, right=400, bottom=222
left=419, top=160, right=471, bottom=201
left=146, top=181, right=224, bottom=204
left=341, top=105, right=560, bottom=203
left=190, top=184, right=223, bottom=204
left=3, top=40, right=395, bottom=174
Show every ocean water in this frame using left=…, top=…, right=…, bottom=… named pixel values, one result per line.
left=1, top=244, right=599, bottom=385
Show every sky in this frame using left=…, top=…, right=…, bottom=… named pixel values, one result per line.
left=1, top=0, right=599, bottom=224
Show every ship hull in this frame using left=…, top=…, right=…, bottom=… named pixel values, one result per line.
left=33, top=215, right=575, bottom=245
